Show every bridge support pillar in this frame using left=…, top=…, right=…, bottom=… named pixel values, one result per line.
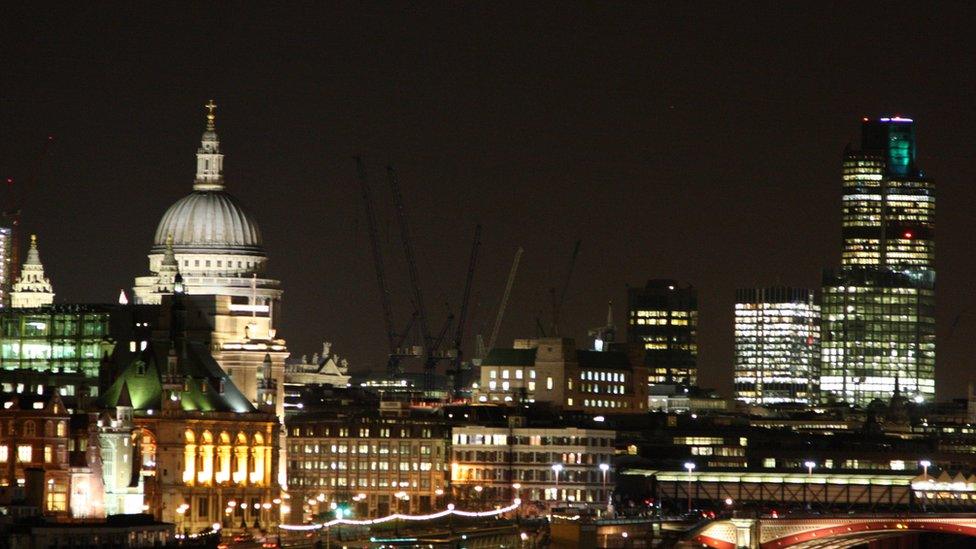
left=729, top=518, right=758, bottom=549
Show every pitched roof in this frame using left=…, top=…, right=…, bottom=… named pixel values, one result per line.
left=100, top=339, right=255, bottom=413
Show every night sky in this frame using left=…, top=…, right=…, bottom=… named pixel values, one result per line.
left=2, top=4, right=975, bottom=398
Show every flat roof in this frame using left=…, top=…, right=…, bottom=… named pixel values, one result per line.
left=623, top=469, right=914, bottom=486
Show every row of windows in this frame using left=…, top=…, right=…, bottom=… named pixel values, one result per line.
left=289, top=426, right=440, bottom=438
left=0, top=419, right=67, bottom=437
left=488, top=368, right=535, bottom=380
left=288, top=441, right=442, bottom=455
left=0, top=443, right=65, bottom=464
left=452, top=433, right=612, bottom=447
left=292, top=460, right=439, bottom=472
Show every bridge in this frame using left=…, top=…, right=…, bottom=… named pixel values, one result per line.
left=687, top=514, right=976, bottom=549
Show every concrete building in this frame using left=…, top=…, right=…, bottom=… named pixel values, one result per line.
left=450, top=421, right=615, bottom=514
left=0, top=391, right=73, bottom=515
left=474, top=337, right=647, bottom=414
left=283, top=341, right=351, bottom=388
left=285, top=402, right=449, bottom=520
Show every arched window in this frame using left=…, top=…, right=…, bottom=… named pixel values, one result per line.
left=216, top=432, right=232, bottom=483
left=56, top=422, right=66, bottom=437
left=197, top=431, right=214, bottom=485
left=183, top=430, right=197, bottom=485
left=44, top=421, right=54, bottom=437
left=233, top=432, right=249, bottom=484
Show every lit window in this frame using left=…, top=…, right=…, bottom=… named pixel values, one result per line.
left=17, top=445, right=31, bottom=463
left=546, top=377, right=554, bottom=390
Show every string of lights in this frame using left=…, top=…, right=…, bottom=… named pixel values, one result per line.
left=279, top=499, right=522, bottom=531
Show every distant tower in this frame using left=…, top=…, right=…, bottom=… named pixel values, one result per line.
left=257, top=353, right=277, bottom=413
left=152, top=235, right=180, bottom=298
left=11, top=234, right=54, bottom=308
left=0, top=226, right=11, bottom=307
left=821, top=117, right=935, bottom=405
left=589, top=300, right=616, bottom=351
left=627, top=279, right=698, bottom=387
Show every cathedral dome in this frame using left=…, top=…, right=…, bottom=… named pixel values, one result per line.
left=150, top=100, right=264, bottom=256
left=152, top=191, right=264, bottom=255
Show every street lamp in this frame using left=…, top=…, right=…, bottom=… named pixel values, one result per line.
left=920, top=460, right=932, bottom=480
left=684, top=462, right=695, bottom=513
left=599, top=463, right=610, bottom=504
left=804, top=461, right=816, bottom=477
left=552, top=463, right=564, bottom=507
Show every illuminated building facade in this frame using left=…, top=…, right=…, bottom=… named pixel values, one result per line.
left=0, top=227, right=11, bottom=308
left=473, top=337, right=648, bottom=413
left=285, top=404, right=449, bottom=520
left=10, top=235, right=54, bottom=309
left=0, top=304, right=157, bottom=412
left=627, top=279, right=698, bottom=386
left=733, top=287, right=820, bottom=405
left=821, top=117, right=936, bottom=405
left=99, top=292, right=280, bottom=534
left=450, top=424, right=615, bottom=512
left=0, top=391, right=73, bottom=514
left=131, top=103, right=288, bottom=420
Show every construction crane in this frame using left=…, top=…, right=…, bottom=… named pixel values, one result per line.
left=550, top=239, right=581, bottom=336
left=388, top=165, right=453, bottom=391
left=4, top=136, right=54, bottom=284
left=486, top=246, right=524, bottom=353
left=355, top=158, right=420, bottom=376
left=448, top=224, right=481, bottom=397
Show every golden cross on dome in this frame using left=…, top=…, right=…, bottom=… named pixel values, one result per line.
left=205, top=99, right=217, bottom=129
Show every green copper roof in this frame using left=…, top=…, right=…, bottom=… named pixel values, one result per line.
left=100, top=340, right=255, bottom=414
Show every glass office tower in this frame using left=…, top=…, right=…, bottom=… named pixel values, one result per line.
left=821, top=117, right=935, bottom=405
left=734, top=287, right=820, bottom=405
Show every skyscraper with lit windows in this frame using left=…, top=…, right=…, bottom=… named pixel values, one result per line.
left=820, top=117, right=935, bottom=405
left=627, top=279, right=698, bottom=387
left=734, top=287, right=820, bottom=405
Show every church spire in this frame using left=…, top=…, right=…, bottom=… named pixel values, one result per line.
left=11, top=234, right=54, bottom=308
left=153, top=234, right=181, bottom=297
left=194, top=99, right=225, bottom=191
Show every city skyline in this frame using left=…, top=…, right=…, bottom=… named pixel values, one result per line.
left=3, top=5, right=976, bottom=399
